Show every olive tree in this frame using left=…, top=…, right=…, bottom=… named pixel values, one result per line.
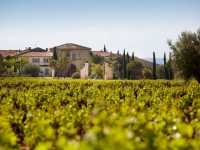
left=167, top=28, right=200, bottom=83
left=22, top=63, right=40, bottom=77
left=126, top=61, right=144, bottom=79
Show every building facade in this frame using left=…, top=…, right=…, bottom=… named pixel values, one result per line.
left=11, top=47, right=52, bottom=77
left=49, top=43, right=91, bottom=77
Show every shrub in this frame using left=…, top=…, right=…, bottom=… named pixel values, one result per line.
left=71, top=72, right=80, bottom=79
left=22, top=63, right=40, bottom=77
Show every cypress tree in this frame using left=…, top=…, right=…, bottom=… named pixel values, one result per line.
left=126, top=52, right=131, bottom=79
left=53, top=47, right=58, bottom=60
left=104, top=45, right=106, bottom=52
left=153, top=52, right=157, bottom=80
left=168, top=52, right=173, bottom=80
left=123, top=49, right=127, bottom=79
left=132, top=52, right=134, bottom=61
left=164, top=52, right=169, bottom=80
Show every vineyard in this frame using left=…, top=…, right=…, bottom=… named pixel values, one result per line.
left=0, top=78, right=200, bottom=150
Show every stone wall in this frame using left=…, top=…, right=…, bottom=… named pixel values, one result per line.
left=104, top=61, right=113, bottom=80
left=80, top=61, right=89, bottom=79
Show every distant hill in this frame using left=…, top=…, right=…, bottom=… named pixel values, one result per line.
left=135, top=57, right=160, bottom=70
left=140, top=58, right=168, bottom=65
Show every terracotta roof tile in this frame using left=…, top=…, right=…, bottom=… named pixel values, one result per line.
left=0, top=50, right=18, bottom=57
left=9, top=47, right=52, bottom=57
left=50, top=43, right=91, bottom=50
left=19, top=51, right=52, bottom=57
left=91, top=51, right=111, bottom=57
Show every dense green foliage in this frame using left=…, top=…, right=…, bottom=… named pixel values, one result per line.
left=53, top=47, right=58, bottom=60
left=167, top=28, right=200, bottom=83
left=0, top=54, right=6, bottom=74
left=22, top=63, right=40, bottom=77
left=103, top=45, right=106, bottom=52
left=126, top=61, right=143, bottom=79
left=1, top=78, right=200, bottom=150
left=109, top=53, right=123, bottom=79
left=164, top=52, right=169, bottom=80
left=90, top=63, right=104, bottom=79
left=126, top=52, right=131, bottom=79
left=153, top=52, right=156, bottom=80
left=142, top=68, right=152, bottom=79
left=90, top=55, right=104, bottom=64
left=123, top=49, right=126, bottom=79
left=50, top=55, right=71, bottom=77
left=71, top=72, right=80, bottom=79
left=3, top=57, right=29, bottom=75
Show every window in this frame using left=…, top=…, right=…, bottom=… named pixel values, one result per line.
left=45, top=68, right=49, bottom=75
left=43, top=58, right=49, bottom=63
left=69, top=53, right=75, bottom=60
left=32, top=58, right=40, bottom=63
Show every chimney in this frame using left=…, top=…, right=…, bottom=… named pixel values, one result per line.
left=46, top=48, right=48, bottom=51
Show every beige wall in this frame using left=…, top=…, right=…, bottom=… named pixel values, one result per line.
left=104, top=62, right=113, bottom=79
left=80, top=62, right=89, bottom=79
left=50, top=49, right=90, bottom=72
left=52, top=49, right=90, bottom=60
left=19, top=56, right=52, bottom=77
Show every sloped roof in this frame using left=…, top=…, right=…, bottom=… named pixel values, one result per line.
left=18, top=52, right=52, bottom=57
left=29, top=47, right=48, bottom=52
left=10, top=47, right=52, bottom=57
left=0, top=50, right=18, bottom=57
left=91, top=51, right=111, bottom=57
left=50, top=43, right=91, bottom=50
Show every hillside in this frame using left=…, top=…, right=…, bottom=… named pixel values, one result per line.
left=135, top=57, right=161, bottom=70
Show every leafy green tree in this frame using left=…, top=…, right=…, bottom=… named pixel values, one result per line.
left=164, top=52, right=169, bottom=80
left=132, top=52, right=134, bottom=61
left=90, top=63, right=104, bottom=79
left=0, top=54, right=6, bottom=74
left=57, top=56, right=71, bottom=77
left=109, top=53, right=123, bottom=79
left=126, top=52, right=131, bottom=79
left=104, top=45, right=106, bottom=52
left=123, top=49, right=127, bottom=79
left=49, top=59, right=57, bottom=69
left=22, top=63, right=40, bottom=77
left=53, top=47, right=58, bottom=60
left=157, top=65, right=165, bottom=79
left=3, top=57, right=29, bottom=75
left=49, top=53, right=72, bottom=77
left=126, top=61, right=144, bottom=79
left=167, top=28, right=200, bottom=83
left=142, top=68, right=152, bottom=79
left=152, top=52, right=157, bottom=80
left=167, top=52, right=173, bottom=80
left=90, top=54, right=104, bottom=64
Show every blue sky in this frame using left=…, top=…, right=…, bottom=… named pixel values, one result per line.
left=0, top=0, right=199, bottom=58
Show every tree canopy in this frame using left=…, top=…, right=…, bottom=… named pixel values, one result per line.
left=126, top=61, right=143, bottom=79
left=109, top=53, right=123, bottom=79
left=90, top=63, right=104, bottom=79
left=0, top=54, right=6, bottom=74
left=167, top=28, right=200, bottom=83
left=22, top=63, right=40, bottom=77
left=3, top=57, right=29, bottom=75
left=90, top=54, right=104, bottom=64
left=50, top=52, right=72, bottom=77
